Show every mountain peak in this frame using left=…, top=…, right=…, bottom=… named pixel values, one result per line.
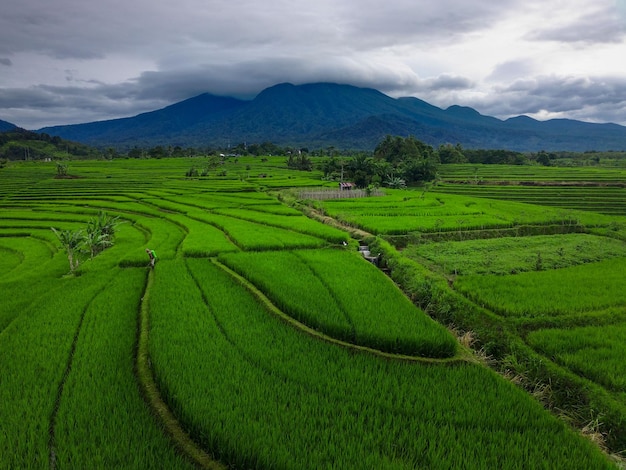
left=35, top=82, right=626, bottom=151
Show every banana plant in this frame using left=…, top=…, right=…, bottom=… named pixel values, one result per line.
left=51, top=227, right=84, bottom=274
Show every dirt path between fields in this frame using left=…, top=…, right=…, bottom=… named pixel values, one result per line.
left=300, top=205, right=374, bottom=240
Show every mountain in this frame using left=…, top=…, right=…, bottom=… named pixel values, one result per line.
left=0, top=119, right=17, bottom=132
left=38, top=93, right=246, bottom=148
left=38, top=83, right=626, bottom=152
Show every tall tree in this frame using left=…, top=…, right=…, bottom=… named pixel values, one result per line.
left=373, top=135, right=439, bottom=185
left=438, top=143, right=467, bottom=163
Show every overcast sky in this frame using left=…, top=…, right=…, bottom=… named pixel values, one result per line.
left=1, top=0, right=626, bottom=129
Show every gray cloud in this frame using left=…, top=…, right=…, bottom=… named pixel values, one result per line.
left=471, top=75, right=626, bottom=123
left=0, top=0, right=519, bottom=61
left=1, top=0, right=626, bottom=129
left=488, top=60, right=537, bottom=82
left=328, top=0, right=522, bottom=48
left=526, top=6, right=626, bottom=44
left=420, top=74, right=474, bottom=91
left=0, top=53, right=433, bottom=128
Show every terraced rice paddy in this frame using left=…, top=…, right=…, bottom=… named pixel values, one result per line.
left=0, top=157, right=623, bottom=468
left=408, top=233, right=626, bottom=275
left=527, top=324, right=626, bottom=393
left=218, top=249, right=457, bottom=357
left=434, top=164, right=626, bottom=215
left=315, top=168, right=626, bottom=451
left=317, top=189, right=614, bottom=236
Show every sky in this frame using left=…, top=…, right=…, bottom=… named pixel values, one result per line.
left=1, top=0, right=626, bottom=130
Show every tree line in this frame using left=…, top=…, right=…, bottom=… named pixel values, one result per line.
left=3, top=128, right=625, bottom=172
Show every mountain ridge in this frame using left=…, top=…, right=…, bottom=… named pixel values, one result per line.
left=31, top=82, right=626, bottom=152
left=0, top=119, right=17, bottom=132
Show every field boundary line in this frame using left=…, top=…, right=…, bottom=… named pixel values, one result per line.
left=185, top=212, right=242, bottom=250
left=211, top=206, right=346, bottom=243
left=291, top=250, right=356, bottom=338
left=288, top=198, right=373, bottom=239
left=212, top=259, right=471, bottom=364
left=136, top=268, right=227, bottom=470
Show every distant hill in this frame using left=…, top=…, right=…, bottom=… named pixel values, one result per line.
left=0, top=127, right=100, bottom=160
left=0, top=119, right=17, bottom=132
left=38, top=82, right=626, bottom=152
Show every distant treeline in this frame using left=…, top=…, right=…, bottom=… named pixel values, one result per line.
left=0, top=128, right=100, bottom=160
left=2, top=128, right=626, bottom=168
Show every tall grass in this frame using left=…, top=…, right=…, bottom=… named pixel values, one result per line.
left=321, top=190, right=612, bottom=235
left=294, top=249, right=457, bottom=357
left=145, top=259, right=613, bottom=469
left=194, top=212, right=328, bottom=251
left=455, top=257, right=626, bottom=317
left=220, top=250, right=353, bottom=334
left=219, top=248, right=457, bottom=357
left=410, top=233, right=626, bottom=276
left=3, top=157, right=625, bottom=466
left=0, top=272, right=114, bottom=467
left=528, top=324, right=626, bottom=392
left=167, top=213, right=239, bottom=257
left=0, top=235, right=57, bottom=281
left=53, top=269, right=191, bottom=468
left=219, top=249, right=455, bottom=357
left=214, top=207, right=349, bottom=243
left=0, top=236, right=68, bottom=332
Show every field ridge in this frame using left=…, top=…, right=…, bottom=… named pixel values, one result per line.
left=136, top=268, right=226, bottom=470
left=213, top=259, right=469, bottom=364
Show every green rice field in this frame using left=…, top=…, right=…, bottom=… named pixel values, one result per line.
left=0, top=157, right=624, bottom=468
left=433, top=164, right=626, bottom=215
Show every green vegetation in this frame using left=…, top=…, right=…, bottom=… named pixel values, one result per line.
left=455, top=258, right=626, bottom=317
left=321, top=135, right=439, bottom=188
left=51, top=211, right=122, bottom=272
left=53, top=269, right=191, bottom=468
left=0, top=128, right=101, bottom=160
left=433, top=164, right=626, bottom=215
left=198, top=212, right=329, bottom=250
left=1, top=156, right=625, bottom=468
left=84, top=211, right=121, bottom=257
left=314, top=189, right=611, bottom=236
left=147, top=258, right=612, bottom=469
left=409, top=233, right=626, bottom=275
left=219, top=249, right=457, bottom=357
left=213, top=207, right=349, bottom=243
left=0, top=272, right=115, bottom=467
left=528, top=324, right=626, bottom=393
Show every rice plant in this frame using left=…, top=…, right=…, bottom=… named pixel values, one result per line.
left=197, top=212, right=328, bottom=251
left=410, top=233, right=626, bottom=276
left=144, top=259, right=613, bottom=470
left=455, top=257, right=626, bottom=317
left=52, top=269, right=191, bottom=468
left=214, top=207, right=349, bottom=243
left=528, top=324, right=626, bottom=392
